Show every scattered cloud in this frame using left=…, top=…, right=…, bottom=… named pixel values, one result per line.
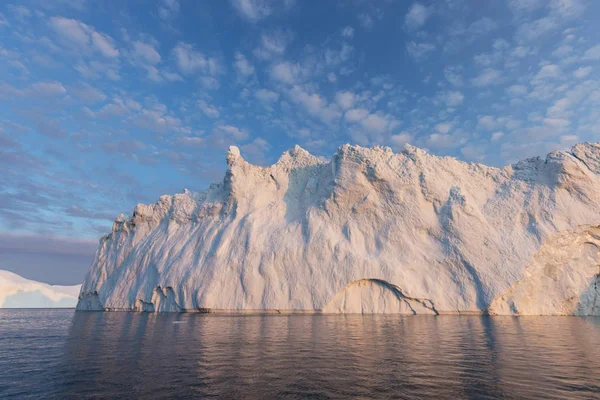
left=255, top=88, right=279, bottom=104
left=534, top=64, right=561, bottom=80
left=341, top=26, right=354, bottom=38
left=335, top=91, right=355, bottom=110
left=406, top=41, right=435, bottom=61
left=436, top=90, right=465, bottom=107
left=404, top=3, right=432, bottom=31
left=198, top=100, right=220, bottom=118
left=583, top=44, right=600, bottom=60
left=158, top=0, right=180, bottom=22
left=468, top=17, right=497, bottom=36
left=471, top=69, right=502, bottom=87
left=270, top=61, right=304, bottom=84
left=253, top=30, right=291, bottom=60
left=49, top=17, right=120, bottom=58
left=172, top=42, right=221, bottom=76
left=234, top=52, right=255, bottom=77
left=131, top=40, right=161, bottom=65
left=573, top=66, right=592, bottom=79
left=231, top=0, right=293, bottom=22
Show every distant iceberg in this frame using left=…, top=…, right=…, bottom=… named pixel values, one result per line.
left=78, top=142, right=600, bottom=315
left=0, top=270, right=81, bottom=308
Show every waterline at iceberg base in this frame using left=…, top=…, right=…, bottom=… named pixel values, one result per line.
left=77, top=142, right=600, bottom=316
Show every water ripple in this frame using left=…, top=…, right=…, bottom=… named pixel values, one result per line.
left=0, top=310, right=599, bottom=399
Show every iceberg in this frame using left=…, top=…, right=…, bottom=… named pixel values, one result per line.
left=0, top=270, right=81, bottom=308
left=77, top=142, right=600, bottom=315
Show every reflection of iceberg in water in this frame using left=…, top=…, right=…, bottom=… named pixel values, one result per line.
left=55, top=314, right=600, bottom=398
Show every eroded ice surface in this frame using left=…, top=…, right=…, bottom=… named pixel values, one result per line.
left=78, top=142, right=600, bottom=315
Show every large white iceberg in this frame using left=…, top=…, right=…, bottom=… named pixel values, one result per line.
left=0, top=270, right=81, bottom=308
left=77, top=142, right=600, bottom=315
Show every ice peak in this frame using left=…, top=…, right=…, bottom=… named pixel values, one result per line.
left=226, top=145, right=243, bottom=167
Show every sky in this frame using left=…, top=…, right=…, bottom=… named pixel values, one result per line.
left=1, top=0, right=599, bottom=284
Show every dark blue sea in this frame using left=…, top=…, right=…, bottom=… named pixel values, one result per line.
left=0, top=310, right=599, bottom=399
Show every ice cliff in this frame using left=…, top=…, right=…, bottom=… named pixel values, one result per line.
left=77, top=142, right=600, bottom=315
left=0, top=270, right=81, bottom=308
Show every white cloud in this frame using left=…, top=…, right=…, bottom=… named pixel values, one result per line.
left=508, top=0, right=544, bottom=13
left=270, top=61, right=303, bottom=84
left=48, top=19, right=94, bottom=52
left=491, top=131, right=504, bottom=141
left=474, top=53, right=499, bottom=67
left=506, top=84, right=528, bottom=97
left=436, top=90, right=465, bottom=107
left=560, top=134, right=579, bottom=145
left=335, top=91, right=355, bottom=110
left=199, top=76, right=220, bottom=90
left=477, top=115, right=499, bottom=130
left=234, top=52, right=254, bottom=77
left=404, top=3, right=432, bottom=31
left=0, top=12, right=8, bottom=27
left=8, top=5, right=31, bottom=20
left=357, top=13, right=374, bottom=29
left=511, top=46, right=532, bottom=58
left=493, top=38, right=510, bottom=50
left=341, top=26, right=354, bottom=38
left=74, top=60, right=120, bottom=81
left=198, top=100, right=220, bottom=118
left=515, top=17, right=557, bottom=42
left=583, top=44, right=600, bottom=60
left=543, top=117, right=570, bottom=129
left=31, top=81, right=67, bottom=97
left=550, top=0, right=586, bottom=18
left=241, top=137, right=271, bottom=164
left=461, top=145, right=487, bottom=161
left=231, top=0, right=272, bottom=22
left=289, top=86, right=341, bottom=124
left=253, top=31, right=290, bottom=60
left=552, top=44, right=572, bottom=58
left=325, top=44, right=353, bottom=66
left=69, top=82, right=106, bottom=103
left=389, top=132, right=412, bottom=149
left=178, top=136, right=204, bottom=147
left=444, top=66, right=464, bottom=86
left=132, top=40, right=161, bottom=65
left=534, top=64, right=561, bottom=80
left=361, top=114, right=390, bottom=133
left=144, top=65, right=182, bottom=83
left=406, top=41, right=435, bottom=60
left=435, top=122, right=452, bottom=134
left=468, top=17, right=497, bottom=36
left=344, top=107, right=399, bottom=138
left=91, top=32, right=120, bottom=58
left=427, top=133, right=454, bottom=148
left=50, top=17, right=120, bottom=58
left=158, top=0, right=179, bottom=21
left=133, top=109, right=186, bottom=134
left=345, top=108, right=369, bottom=123
left=471, top=69, right=502, bottom=87
left=547, top=98, right=571, bottom=117
left=255, top=88, right=279, bottom=104
left=172, top=42, right=220, bottom=75
left=214, top=124, right=248, bottom=140
left=573, top=66, right=592, bottom=79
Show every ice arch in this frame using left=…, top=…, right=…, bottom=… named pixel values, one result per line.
left=322, top=279, right=438, bottom=314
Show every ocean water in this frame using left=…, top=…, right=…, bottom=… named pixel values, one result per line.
left=0, top=310, right=599, bottom=399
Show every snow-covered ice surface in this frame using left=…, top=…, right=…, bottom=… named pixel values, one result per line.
left=77, top=142, right=600, bottom=315
left=0, top=270, right=81, bottom=308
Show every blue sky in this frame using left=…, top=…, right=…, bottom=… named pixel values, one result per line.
left=1, top=0, right=600, bottom=283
